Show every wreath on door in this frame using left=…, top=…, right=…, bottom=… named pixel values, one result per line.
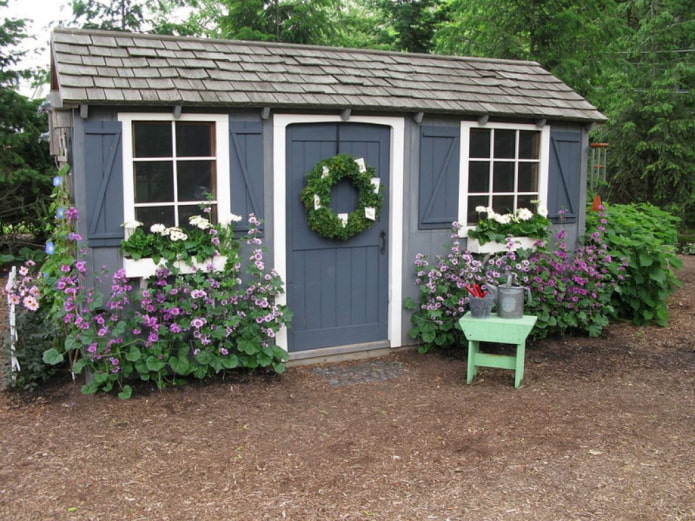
left=300, top=153, right=383, bottom=241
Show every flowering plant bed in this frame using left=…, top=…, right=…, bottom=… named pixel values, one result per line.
left=3, top=168, right=291, bottom=398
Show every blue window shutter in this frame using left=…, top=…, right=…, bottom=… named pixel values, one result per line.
left=85, top=121, right=123, bottom=247
left=229, top=120, right=264, bottom=232
left=548, top=130, right=581, bottom=223
left=419, top=125, right=460, bottom=229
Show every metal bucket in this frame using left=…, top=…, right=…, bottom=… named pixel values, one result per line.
left=497, top=286, right=531, bottom=319
left=469, top=296, right=493, bottom=319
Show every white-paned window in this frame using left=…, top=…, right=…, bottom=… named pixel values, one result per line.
left=459, top=122, right=550, bottom=230
left=119, top=113, right=230, bottom=229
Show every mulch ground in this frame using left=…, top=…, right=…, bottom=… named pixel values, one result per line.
left=0, top=257, right=693, bottom=521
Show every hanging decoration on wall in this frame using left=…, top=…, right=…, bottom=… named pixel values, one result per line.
left=300, top=153, right=383, bottom=241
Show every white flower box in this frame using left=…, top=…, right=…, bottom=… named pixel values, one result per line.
left=123, top=255, right=227, bottom=279
left=466, top=236, right=537, bottom=254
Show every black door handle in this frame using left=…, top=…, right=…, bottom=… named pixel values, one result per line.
left=379, top=230, right=386, bottom=254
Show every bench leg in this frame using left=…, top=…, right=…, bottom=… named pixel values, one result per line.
left=467, top=340, right=479, bottom=384
left=514, top=342, right=526, bottom=388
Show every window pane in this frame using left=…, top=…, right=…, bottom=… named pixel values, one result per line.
left=134, top=161, right=174, bottom=203
left=179, top=204, right=216, bottom=228
left=176, top=122, right=214, bottom=158
left=517, top=195, right=537, bottom=212
left=519, top=131, right=540, bottom=159
left=467, top=195, right=489, bottom=225
left=177, top=160, right=214, bottom=201
left=469, top=128, right=490, bottom=158
left=492, top=195, right=514, bottom=215
left=468, top=161, right=490, bottom=192
left=493, top=129, right=516, bottom=159
left=133, top=122, right=172, bottom=158
left=518, top=163, right=539, bottom=192
left=136, top=206, right=175, bottom=228
left=493, top=162, right=515, bottom=192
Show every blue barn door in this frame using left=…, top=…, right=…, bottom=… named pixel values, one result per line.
left=286, top=123, right=390, bottom=352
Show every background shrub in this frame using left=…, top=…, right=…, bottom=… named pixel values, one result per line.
left=2, top=309, right=60, bottom=392
left=586, top=203, right=682, bottom=326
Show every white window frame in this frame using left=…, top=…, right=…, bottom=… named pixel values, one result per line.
left=118, top=112, right=230, bottom=230
left=458, top=121, right=550, bottom=237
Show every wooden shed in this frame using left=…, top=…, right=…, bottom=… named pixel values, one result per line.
left=48, top=27, right=606, bottom=361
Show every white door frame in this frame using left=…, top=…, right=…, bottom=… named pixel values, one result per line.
left=272, top=114, right=405, bottom=353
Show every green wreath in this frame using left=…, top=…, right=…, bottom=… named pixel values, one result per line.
left=300, top=153, right=383, bottom=241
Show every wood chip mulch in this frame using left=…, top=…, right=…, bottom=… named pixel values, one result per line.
left=1, top=257, right=693, bottom=521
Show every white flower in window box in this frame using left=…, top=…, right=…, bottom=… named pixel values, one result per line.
left=465, top=206, right=550, bottom=254
left=120, top=207, right=234, bottom=278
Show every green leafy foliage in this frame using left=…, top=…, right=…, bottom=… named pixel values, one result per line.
left=585, top=202, right=682, bottom=326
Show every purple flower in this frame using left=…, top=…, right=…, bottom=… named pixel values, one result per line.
left=66, top=207, right=79, bottom=221
left=191, top=317, right=207, bottom=329
left=169, top=323, right=182, bottom=333
left=45, top=241, right=55, bottom=255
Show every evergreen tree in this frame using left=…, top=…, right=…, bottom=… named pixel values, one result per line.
left=597, top=0, right=695, bottom=226
left=218, top=0, right=342, bottom=45
left=434, top=0, right=621, bottom=98
left=372, top=0, right=447, bottom=53
left=0, top=1, right=53, bottom=258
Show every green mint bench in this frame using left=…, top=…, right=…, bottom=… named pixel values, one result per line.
left=458, top=312, right=537, bottom=388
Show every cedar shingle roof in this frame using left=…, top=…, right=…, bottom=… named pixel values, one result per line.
left=50, top=27, right=606, bottom=122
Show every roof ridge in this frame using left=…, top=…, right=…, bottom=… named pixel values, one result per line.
left=51, top=26, right=543, bottom=68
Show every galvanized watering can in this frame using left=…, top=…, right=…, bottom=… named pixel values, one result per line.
left=487, top=274, right=532, bottom=319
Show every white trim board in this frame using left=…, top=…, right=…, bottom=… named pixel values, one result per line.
left=272, top=114, right=405, bottom=355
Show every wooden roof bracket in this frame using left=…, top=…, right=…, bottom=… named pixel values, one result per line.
left=413, top=112, right=424, bottom=124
